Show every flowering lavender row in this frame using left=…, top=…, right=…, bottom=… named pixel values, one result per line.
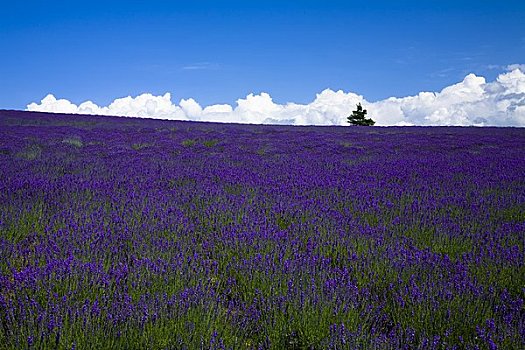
left=0, top=110, right=524, bottom=349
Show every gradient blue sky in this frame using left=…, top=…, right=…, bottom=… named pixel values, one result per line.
left=1, top=0, right=524, bottom=109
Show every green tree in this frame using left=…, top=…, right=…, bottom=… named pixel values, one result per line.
left=347, top=103, right=375, bottom=126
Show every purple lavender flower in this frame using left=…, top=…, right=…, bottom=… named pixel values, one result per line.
left=0, top=110, right=524, bottom=349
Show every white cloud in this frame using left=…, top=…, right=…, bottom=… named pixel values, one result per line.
left=28, top=94, right=79, bottom=114
left=28, top=93, right=188, bottom=120
left=27, top=67, right=525, bottom=126
left=181, top=62, right=219, bottom=71
left=506, top=64, right=525, bottom=72
left=202, top=104, right=233, bottom=114
left=179, top=98, right=202, bottom=118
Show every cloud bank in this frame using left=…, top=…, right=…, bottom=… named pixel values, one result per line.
left=27, top=68, right=525, bottom=126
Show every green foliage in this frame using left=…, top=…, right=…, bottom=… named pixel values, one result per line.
left=203, top=139, right=219, bottom=147
left=256, top=147, right=267, bottom=156
left=347, top=103, right=375, bottom=126
left=16, top=144, right=42, bottom=160
left=131, top=142, right=151, bottom=150
left=181, top=139, right=197, bottom=147
left=62, top=137, right=83, bottom=148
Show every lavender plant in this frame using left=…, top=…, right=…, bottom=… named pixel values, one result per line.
left=0, top=110, right=523, bottom=349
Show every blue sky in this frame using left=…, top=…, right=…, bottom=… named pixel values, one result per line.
left=1, top=0, right=524, bottom=110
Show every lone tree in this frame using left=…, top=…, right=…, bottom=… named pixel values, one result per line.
left=347, top=103, right=375, bottom=126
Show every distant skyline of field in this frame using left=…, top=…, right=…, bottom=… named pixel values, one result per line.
left=2, top=1, right=524, bottom=126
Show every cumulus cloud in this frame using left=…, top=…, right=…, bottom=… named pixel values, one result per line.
left=506, top=64, right=525, bottom=72
left=28, top=93, right=188, bottom=120
left=27, top=68, right=525, bottom=126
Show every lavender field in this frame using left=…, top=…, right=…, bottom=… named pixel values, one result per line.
left=0, top=110, right=524, bottom=349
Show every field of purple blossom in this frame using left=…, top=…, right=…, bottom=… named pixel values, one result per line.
left=0, top=110, right=524, bottom=349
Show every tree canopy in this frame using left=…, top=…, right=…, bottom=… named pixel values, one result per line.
left=347, top=103, right=375, bottom=126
